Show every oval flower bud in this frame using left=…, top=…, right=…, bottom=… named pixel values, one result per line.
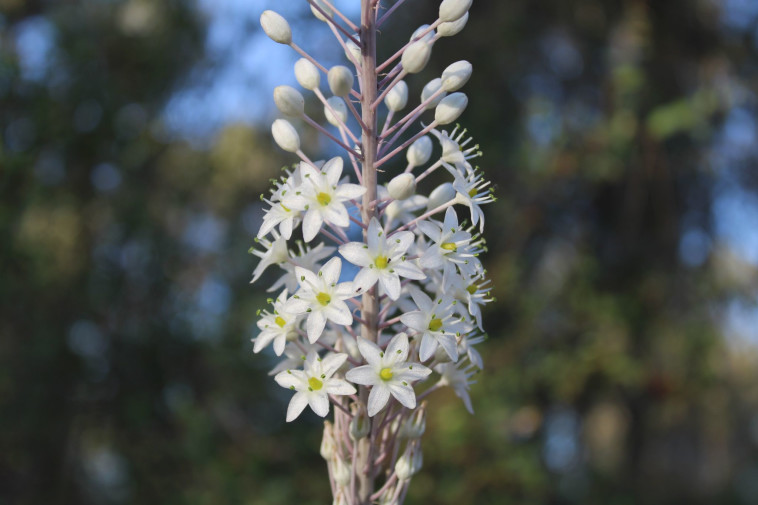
left=332, top=456, right=351, bottom=487
left=271, top=119, right=300, bottom=152
left=421, top=78, right=446, bottom=109
left=273, top=85, right=305, bottom=117
left=394, top=442, right=423, bottom=481
left=387, top=173, right=416, bottom=200
left=427, top=182, right=456, bottom=210
left=441, top=60, right=472, bottom=92
left=434, top=92, right=468, bottom=124
left=328, top=66, right=354, bottom=97
left=345, top=39, right=361, bottom=64
left=310, top=0, right=334, bottom=22
left=320, top=421, right=336, bottom=460
left=410, top=24, right=435, bottom=43
left=294, top=58, right=320, bottom=90
left=324, top=96, right=348, bottom=126
left=406, top=135, right=433, bottom=167
left=439, top=0, right=472, bottom=22
left=349, top=407, right=370, bottom=440
left=260, top=10, right=292, bottom=45
left=401, top=40, right=432, bottom=74
left=385, top=80, right=409, bottom=112
left=437, top=11, right=469, bottom=37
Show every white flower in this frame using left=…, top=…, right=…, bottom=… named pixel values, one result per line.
left=431, top=125, right=481, bottom=166
left=435, top=359, right=478, bottom=414
left=345, top=333, right=431, bottom=416
left=253, top=289, right=300, bottom=356
left=275, top=351, right=356, bottom=422
left=339, top=218, right=425, bottom=300
left=258, top=163, right=304, bottom=240
left=400, top=289, right=463, bottom=362
left=268, top=241, right=334, bottom=293
left=268, top=334, right=338, bottom=376
left=288, top=157, right=366, bottom=242
left=250, top=232, right=290, bottom=283
left=418, top=207, right=479, bottom=278
left=443, top=269, right=493, bottom=329
left=285, top=257, right=355, bottom=343
left=446, top=163, right=494, bottom=232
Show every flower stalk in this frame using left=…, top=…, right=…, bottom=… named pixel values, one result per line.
left=252, top=1, right=492, bottom=504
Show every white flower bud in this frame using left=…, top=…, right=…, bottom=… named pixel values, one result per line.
left=310, top=0, right=333, bottom=22
left=260, top=10, right=292, bottom=45
left=401, top=40, right=432, bottom=74
left=421, top=78, right=446, bottom=109
left=384, top=80, right=408, bottom=112
left=410, top=24, right=435, bottom=43
left=434, top=92, right=468, bottom=125
left=328, top=65, right=354, bottom=97
left=406, top=135, right=433, bottom=166
left=345, top=39, right=361, bottom=64
left=441, top=60, right=472, bottom=92
left=294, top=58, right=320, bottom=90
left=273, top=85, right=304, bottom=117
left=437, top=11, right=469, bottom=37
left=324, top=96, right=348, bottom=127
left=427, top=182, right=456, bottom=210
left=271, top=119, right=300, bottom=152
left=320, top=421, right=336, bottom=460
left=394, top=442, right=423, bottom=481
left=387, top=173, right=416, bottom=200
left=439, top=0, right=472, bottom=22
left=400, top=405, right=426, bottom=439
left=332, top=456, right=351, bottom=486
left=350, top=407, right=370, bottom=440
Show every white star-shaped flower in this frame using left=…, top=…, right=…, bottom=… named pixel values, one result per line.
left=253, top=289, right=301, bottom=356
left=268, top=241, right=335, bottom=293
left=258, top=164, right=304, bottom=239
left=275, top=351, right=356, bottom=422
left=339, top=217, right=425, bottom=300
left=417, top=207, right=479, bottom=278
left=285, top=257, right=355, bottom=343
left=345, top=333, right=431, bottom=416
left=288, top=157, right=366, bottom=242
left=250, top=231, right=290, bottom=284
left=434, top=359, right=478, bottom=414
left=400, top=288, right=464, bottom=362
left=430, top=125, right=481, bottom=166
left=446, top=162, right=494, bottom=233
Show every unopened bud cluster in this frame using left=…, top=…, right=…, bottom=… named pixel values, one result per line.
left=251, top=1, right=493, bottom=503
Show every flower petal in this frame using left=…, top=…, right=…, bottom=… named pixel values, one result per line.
left=339, top=242, right=372, bottom=267
left=286, top=391, right=309, bottom=422
left=356, top=337, right=383, bottom=367
left=335, top=183, right=367, bottom=200
left=400, top=311, right=427, bottom=332
left=353, top=268, right=379, bottom=293
left=324, top=299, right=353, bottom=325
left=306, top=310, right=327, bottom=343
left=320, top=353, right=348, bottom=377
left=388, top=382, right=416, bottom=409
left=345, top=365, right=378, bottom=386
left=302, top=208, right=323, bottom=242
left=385, top=332, right=409, bottom=364
left=367, top=383, right=391, bottom=416
left=419, top=332, right=438, bottom=362
left=320, top=257, right=343, bottom=285
left=275, top=369, right=306, bottom=389
left=325, top=378, right=357, bottom=395
left=324, top=156, right=344, bottom=186
left=378, top=271, right=401, bottom=300
left=307, top=392, right=330, bottom=417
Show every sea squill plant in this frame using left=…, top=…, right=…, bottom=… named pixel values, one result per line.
left=252, top=1, right=493, bottom=503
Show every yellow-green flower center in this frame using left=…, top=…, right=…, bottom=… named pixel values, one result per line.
left=275, top=316, right=287, bottom=327
left=316, top=292, right=331, bottom=306
left=428, top=318, right=443, bottom=331
left=374, top=255, right=389, bottom=269
left=317, top=192, right=332, bottom=206
left=468, top=188, right=477, bottom=197
left=441, top=242, right=457, bottom=252
left=379, top=368, right=394, bottom=381
left=308, top=377, right=323, bottom=390
left=466, top=284, right=478, bottom=295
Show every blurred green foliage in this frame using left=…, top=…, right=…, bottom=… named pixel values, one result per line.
left=2, top=0, right=758, bottom=504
